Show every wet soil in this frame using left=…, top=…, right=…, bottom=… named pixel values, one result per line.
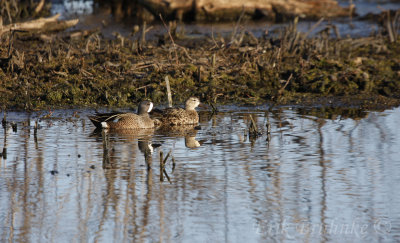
left=0, top=15, right=399, bottom=111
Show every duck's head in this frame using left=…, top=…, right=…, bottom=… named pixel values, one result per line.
left=185, top=97, right=200, bottom=110
left=137, top=100, right=154, bottom=115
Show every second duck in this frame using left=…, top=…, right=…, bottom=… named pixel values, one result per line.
left=158, top=97, right=201, bottom=126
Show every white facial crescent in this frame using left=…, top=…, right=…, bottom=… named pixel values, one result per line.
left=147, top=102, right=153, bottom=112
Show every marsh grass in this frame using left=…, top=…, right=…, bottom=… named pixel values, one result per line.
left=0, top=12, right=400, bottom=110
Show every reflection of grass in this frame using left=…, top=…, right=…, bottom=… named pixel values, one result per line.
left=1, top=17, right=400, bottom=110
left=297, top=107, right=369, bottom=120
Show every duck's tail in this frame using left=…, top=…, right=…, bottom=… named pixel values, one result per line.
left=88, top=112, right=121, bottom=129
left=88, top=115, right=103, bottom=129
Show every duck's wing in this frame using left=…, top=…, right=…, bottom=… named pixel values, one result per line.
left=163, top=108, right=185, bottom=116
left=107, top=113, right=143, bottom=129
left=89, top=112, right=122, bottom=121
left=88, top=112, right=130, bottom=129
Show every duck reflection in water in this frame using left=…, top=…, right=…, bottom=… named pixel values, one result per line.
left=156, top=124, right=203, bottom=149
left=93, top=128, right=156, bottom=170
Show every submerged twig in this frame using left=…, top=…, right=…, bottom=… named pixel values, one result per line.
left=34, top=120, right=38, bottom=144
left=2, top=112, right=6, bottom=129
left=172, top=156, right=176, bottom=172
left=159, top=150, right=172, bottom=183
left=265, top=113, right=271, bottom=143
left=1, top=112, right=7, bottom=159
left=208, top=102, right=218, bottom=118
left=163, top=151, right=171, bottom=165
left=249, top=115, right=262, bottom=139
left=159, top=151, right=164, bottom=181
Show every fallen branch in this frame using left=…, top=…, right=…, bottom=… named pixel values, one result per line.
left=0, top=14, right=79, bottom=36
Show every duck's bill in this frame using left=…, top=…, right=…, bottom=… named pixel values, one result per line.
left=198, top=103, right=208, bottom=108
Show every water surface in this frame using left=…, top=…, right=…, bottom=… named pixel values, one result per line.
left=52, top=0, right=400, bottom=39
left=0, top=106, right=399, bottom=242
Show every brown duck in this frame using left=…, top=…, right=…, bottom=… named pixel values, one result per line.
left=158, top=97, right=201, bottom=126
left=88, top=101, right=155, bottom=129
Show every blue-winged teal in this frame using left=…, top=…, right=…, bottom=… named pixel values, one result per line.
left=158, top=97, right=201, bottom=126
left=89, top=101, right=155, bottom=129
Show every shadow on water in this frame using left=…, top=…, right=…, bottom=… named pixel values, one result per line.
left=0, top=106, right=400, bottom=242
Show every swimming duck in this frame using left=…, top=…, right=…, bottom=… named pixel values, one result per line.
left=158, top=97, right=201, bottom=126
left=88, top=101, right=155, bottom=129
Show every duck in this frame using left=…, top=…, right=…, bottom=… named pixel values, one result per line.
left=88, top=100, right=155, bottom=129
left=157, top=97, right=201, bottom=126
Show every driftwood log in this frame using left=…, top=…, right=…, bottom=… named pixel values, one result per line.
left=0, top=14, right=79, bottom=36
left=139, top=0, right=354, bottom=21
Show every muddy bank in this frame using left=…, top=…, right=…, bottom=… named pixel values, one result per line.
left=0, top=15, right=399, bottom=111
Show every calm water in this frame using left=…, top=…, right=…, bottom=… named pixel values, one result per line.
left=53, top=0, right=400, bottom=39
left=0, top=106, right=400, bottom=242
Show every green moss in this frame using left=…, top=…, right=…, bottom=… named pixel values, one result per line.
left=47, top=91, right=63, bottom=103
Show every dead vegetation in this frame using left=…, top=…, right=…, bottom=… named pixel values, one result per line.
left=0, top=0, right=50, bottom=25
left=0, top=10, right=400, bottom=110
